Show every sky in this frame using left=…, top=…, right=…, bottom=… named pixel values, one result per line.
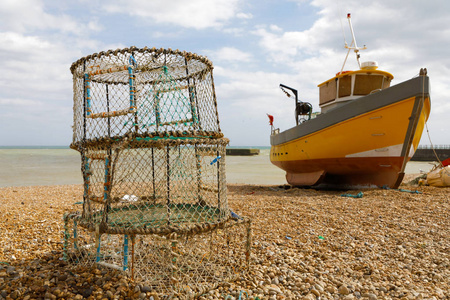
left=0, top=0, right=449, bottom=147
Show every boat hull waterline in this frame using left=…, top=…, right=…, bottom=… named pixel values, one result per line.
left=270, top=76, right=431, bottom=188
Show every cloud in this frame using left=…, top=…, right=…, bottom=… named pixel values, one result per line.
left=213, top=65, right=304, bottom=145
left=207, top=47, right=253, bottom=62
left=104, top=0, right=242, bottom=29
left=0, top=0, right=100, bottom=36
left=0, top=32, right=79, bottom=94
left=253, top=27, right=312, bottom=63
left=254, top=0, right=450, bottom=72
left=232, top=0, right=450, bottom=145
left=0, top=31, right=76, bottom=145
left=1, top=0, right=449, bottom=147
left=269, top=25, right=283, bottom=32
left=0, top=98, right=44, bottom=107
left=222, top=27, right=247, bottom=36
left=236, top=12, right=253, bottom=20
left=251, top=18, right=340, bottom=65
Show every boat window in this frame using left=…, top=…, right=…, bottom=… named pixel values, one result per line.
left=382, top=77, right=391, bottom=89
left=338, top=75, right=352, bottom=98
left=354, top=75, right=384, bottom=95
left=319, top=80, right=336, bottom=105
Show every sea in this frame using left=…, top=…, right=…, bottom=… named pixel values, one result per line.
left=0, top=146, right=436, bottom=188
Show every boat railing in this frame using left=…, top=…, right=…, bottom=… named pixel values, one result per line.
left=418, top=145, right=450, bottom=150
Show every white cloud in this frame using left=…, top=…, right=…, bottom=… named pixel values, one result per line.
left=0, top=32, right=78, bottom=93
left=243, top=0, right=450, bottom=145
left=209, top=47, right=253, bottom=62
left=252, top=19, right=339, bottom=65
left=0, top=0, right=449, bottom=147
left=0, top=31, right=107, bottom=146
left=269, top=25, right=283, bottom=32
left=213, top=66, right=304, bottom=145
left=253, top=28, right=309, bottom=61
left=104, top=0, right=242, bottom=29
left=222, top=27, right=246, bottom=36
left=236, top=12, right=253, bottom=19
left=0, top=98, right=44, bottom=107
left=0, top=0, right=100, bottom=36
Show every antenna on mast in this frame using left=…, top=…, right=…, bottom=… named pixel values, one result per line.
left=339, top=13, right=367, bottom=74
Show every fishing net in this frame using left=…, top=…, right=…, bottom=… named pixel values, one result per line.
left=64, top=47, right=251, bottom=297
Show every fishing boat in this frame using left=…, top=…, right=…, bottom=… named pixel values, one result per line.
left=269, top=14, right=431, bottom=188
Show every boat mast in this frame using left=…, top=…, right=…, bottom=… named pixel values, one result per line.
left=339, top=13, right=367, bottom=74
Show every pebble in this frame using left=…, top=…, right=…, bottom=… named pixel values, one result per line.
left=9, top=291, right=19, bottom=299
left=364, top=293, right=377, bottom=300
left=0, top=184, right=448, bottom=299
left=339, top=284, right=351, bottom=295
left=302, top=294, right=315, bottom=300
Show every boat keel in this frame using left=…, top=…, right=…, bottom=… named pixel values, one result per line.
left=286, top=170, right=326, bottom=186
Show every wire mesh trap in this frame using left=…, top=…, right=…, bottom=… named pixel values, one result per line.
left=64, top=47, right=251, bottom=297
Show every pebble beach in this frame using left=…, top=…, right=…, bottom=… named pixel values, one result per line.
left=0, top=178, right=448, bottom=299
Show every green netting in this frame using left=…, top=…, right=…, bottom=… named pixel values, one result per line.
left=91, top=203, right=221, bottom=229
left=132, top=65, right=198, bottom=130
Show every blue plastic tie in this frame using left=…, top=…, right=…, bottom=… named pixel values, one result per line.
left=340, top=191, right=363, bottom=198
left=129, top=55, right=137, bottom=67
left=382, top=186, right=422, bottom=194
left=398, top=189, right=422, bottom=194
left=210, top=156, right=222, bottom=165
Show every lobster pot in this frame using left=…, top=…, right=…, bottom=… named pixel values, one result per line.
left=70, top=47, right=221, bottom=144
left=66, top=47, right=251, bottom=296
left=63, top=215, right=251, bottom=297
left=79, top=138, right=229, bottom=233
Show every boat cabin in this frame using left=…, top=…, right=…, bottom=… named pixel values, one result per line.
left=318, top=61, right=394, bottom=113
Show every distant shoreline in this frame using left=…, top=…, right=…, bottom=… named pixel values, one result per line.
left=0, top=145, right=272, bottom=151
left=0, top=145, right=71, bottom=149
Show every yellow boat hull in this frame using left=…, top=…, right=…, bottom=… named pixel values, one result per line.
left=270, top=76, right=431, bottom=188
